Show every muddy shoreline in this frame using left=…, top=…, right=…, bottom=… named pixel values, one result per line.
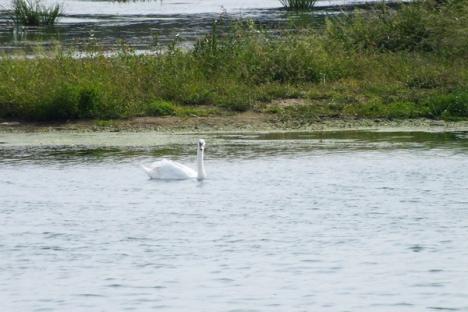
left=1, top=114, right=467, bottom=133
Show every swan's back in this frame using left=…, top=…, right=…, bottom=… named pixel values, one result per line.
left=143, top=159, right=197, bottom=180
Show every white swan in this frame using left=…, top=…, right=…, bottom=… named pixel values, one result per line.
left=142, top=139, right=207, bottom=180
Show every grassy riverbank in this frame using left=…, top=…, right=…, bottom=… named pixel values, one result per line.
left=0, top=0, right=467, bottom=123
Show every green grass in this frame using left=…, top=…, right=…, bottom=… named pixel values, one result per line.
left=280, top=0, right=317, bottom=11
left=324, top=0, right=468, bottom=56
left=11, top=0, right=61, bottom=26
left=144, top=100, right=220, bottom=117
left=0, top=0, right=467, bottom=122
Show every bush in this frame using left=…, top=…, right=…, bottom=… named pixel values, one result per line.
left=324, top=0, right=468, bottom=55
left=423, top=91, right=468, bottom=118
left=344, top=100, right=386, bottom=118
left=212, top=84, right=253, bottom=112
left=77, top=86, right=101, bottom=118
left=385, top=101, right=423, bottom=119
left=145, top=100, right=176, bottom=116
left=38, top=84, right=80, bottom=120
left=23, top=84, right=103, bottom=121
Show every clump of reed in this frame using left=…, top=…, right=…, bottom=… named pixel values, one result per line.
left=280, top=0, right=317, bottom=10
left=11, top=0, right=61, bottom=26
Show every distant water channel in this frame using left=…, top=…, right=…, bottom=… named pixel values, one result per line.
left=0, top=130, right=467, bottom=311
left=0, top=0, right=378, bottom=54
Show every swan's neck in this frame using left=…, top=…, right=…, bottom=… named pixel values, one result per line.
left=197, top=148, right=206, bottom=180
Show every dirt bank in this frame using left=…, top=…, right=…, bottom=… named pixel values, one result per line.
left=1, top=113, right=467, bottom=133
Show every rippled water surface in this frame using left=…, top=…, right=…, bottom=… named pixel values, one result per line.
left=1, top=130, right=467, bottom=311
left=0, top=0, right=377, bottom=53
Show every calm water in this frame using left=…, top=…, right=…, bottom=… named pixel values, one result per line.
left=0, top=130, right=467, bottom=311
left=0, top=0, right=375, bottom=53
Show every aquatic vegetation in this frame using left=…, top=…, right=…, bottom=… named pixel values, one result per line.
left=279, top=0, right=317, bottom=11
left=0, top=0, right=467, bottom=122
left=11, top=0, right=61, bottom=26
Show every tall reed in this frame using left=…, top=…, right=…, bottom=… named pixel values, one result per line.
left=12, top=0, right=61, bottom=26
left=280, top=0, right=317, bottom=10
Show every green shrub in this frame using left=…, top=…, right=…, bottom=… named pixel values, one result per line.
left=325, top=4, right=430, bottom=52
left=212, top=84, right=253, bottom=112
left=157, top=59, right=213, bottom=105
left=385, top=101, right=423, bottom=119
left=255, top=83, right=303, bottom=102
left=215, top=95, right=252, bottom=112
left=18, top=84, right=104, bottom=121
left=38, top=84, right=80, bottom=121
left=324, top=0, right=468, bottom=55
left=423, top=91, right=468, bottom=118
left=345, top=100, right=386, bottom=118
left=77, top=86, right=101, bottom=118
left=145, top=100, right=176, bottom=116
left=426, top=95, right=451, bottom=117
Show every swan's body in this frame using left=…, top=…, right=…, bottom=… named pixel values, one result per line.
left=142, top=139, right=206, bottom=180
left=142, top=159, right=197, bottom=180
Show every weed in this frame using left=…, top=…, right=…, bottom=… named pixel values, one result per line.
left=0, top=0, right=467, bottom=122
left=146, top=100, right=177, bottom=116
left=11, top=0, right=61, bottom=26
left=423, top=91, right=468, bottom=119
left=280, top=0, right=317, bottom=11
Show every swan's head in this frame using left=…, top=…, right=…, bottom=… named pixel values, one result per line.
left=198, top=139, right=206, bottom=151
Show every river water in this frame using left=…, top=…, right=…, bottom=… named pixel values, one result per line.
left=0, top=0, right=377, bottom=53
left=0, top=130, right=467, bottom=311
